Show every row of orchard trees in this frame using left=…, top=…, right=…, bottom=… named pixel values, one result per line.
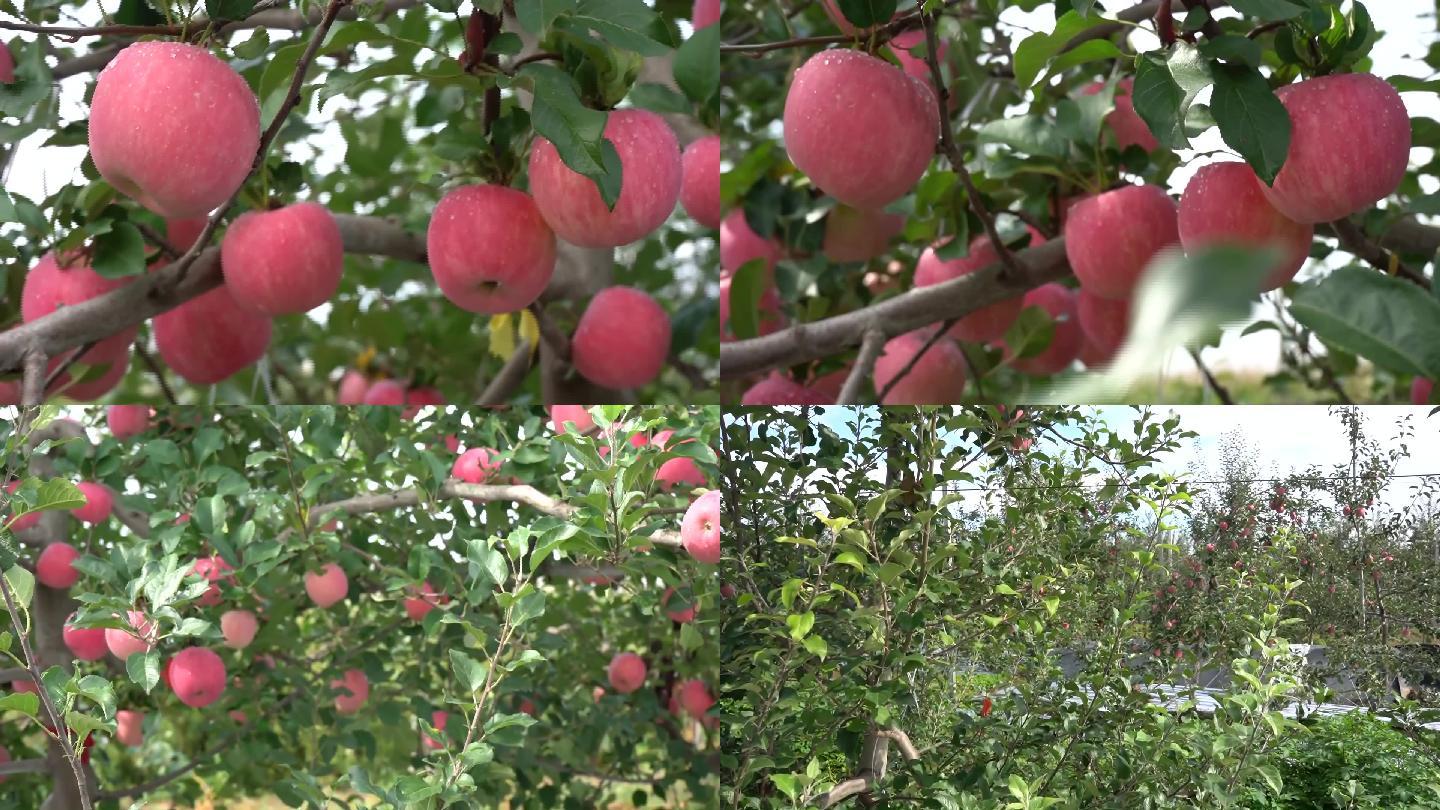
left=720, top=406, right=1440, bottom=809
left=0, top=404, right=720, bottom=809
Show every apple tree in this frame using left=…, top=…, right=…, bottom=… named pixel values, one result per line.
left=719, top=0, right=1440, bottom=405
left=0, top=403, right=720, bottom=808
left=0, top=0, right=718, bottom=405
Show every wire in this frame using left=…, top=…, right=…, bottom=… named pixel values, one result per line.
left=934, top=471, right=1440, bottom=495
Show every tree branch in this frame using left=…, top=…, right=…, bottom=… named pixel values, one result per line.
left=1326, top=219, right=1431, bottom=289
left=836, top=328, right=885, bottom=405
left=477, top=342, right=533, bottom=406
left=1188, top=347, right=1234, bottom=405
left=0, top=757, right=49, bottom=776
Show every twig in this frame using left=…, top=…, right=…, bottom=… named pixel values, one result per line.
left=720, top=0, right=968, bottom=55
left=837, top=328, right=885, bottom=405
left=134, top=343, right=178, bottom=404
left=135, top=222, right=180, bottom=260
left=1187, top=347, right=1234, bottom=405
left=1327, top=219, right=1430, bottom=290
left=41, top=341, right=98, bottom=392
left=20, top=350, right=47, bottom=407
left=477, top=341, right=532, bottom=406
left=0, top=20, right=186, bottom=37
left=1154, top=1, right=1175, bottom=46
left=1246, top=20, right=1286, bottom=39
left=668, top=355, right=708, bottom=389
left=527, top=302, right=571, bottom=361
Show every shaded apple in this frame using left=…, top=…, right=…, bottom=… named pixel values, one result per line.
left=693, top=0, right=720, bottom=27
left=0, top=39, right=12, bottom=84
left=1413, top=378, right=1434, bottom=405
left=427, top=184, right=556, bottom=312
left=36, top=542, right=80, bottom=589
left=106, top=405, right=152, bottom=439
left=105, top=610, right=153, bottom=661
left=680, top=134, right=721, bottom=229
left=332, top=668, right=369, bottom=714
left=1081, top=78, right=1159, bottom=152
left=452, top=447, right=500, bottom=483
left=661, top=586, right=697, bottom=623
left=549, top=405, right=594, bottom=435
left=423, top=710, right=448, bottom=750
left=740, top=372, right=832, bottom=405
left=192, top=556, right=235, bottom=607
left=720, top=210, right=781, bottom=278
left=153, top=283, right=272, bottom=384
left=677, top=679, right=715, bottom=719
left=607, top=652, right=647, bottom=693
left=220, top=609, right=258, bottom=649
left=822, top=205, right=905, bottom=263
left=1064, top=185, right=1178, bottom=300
left=720, top=273, right=787, bottom=342
left=22, top=252, right=137, bottom=362
left=221, top=202, right=343, bottom=315
left=913, top=230, right=1043, bottom=342
left=1178, top=162, right=1313, bottom=292
left=1075, top=289, right=1129, bottom=365
left=872, top=331, right=967, bottom=404
left=404, top=581, right=449, bottom=621
left=888, top=29, right=946, bottom=89
left=570, top=287, right=671, bottom=390
left=3, top=481, right=39, bottom=532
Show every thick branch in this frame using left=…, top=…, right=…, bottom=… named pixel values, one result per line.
left=1327, top=219, right=1431, bottom=289
left=836, top=328, right=885, bottom=405
left=0, top=758, right=49, bottom=776
left=477, top=342, right=533, bottom=406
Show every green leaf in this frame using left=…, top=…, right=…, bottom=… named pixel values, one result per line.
left=569, top=0, right=669, bottom=56
left=786, top=611, right=815, bottom=640
left=521, top=63, right=622, bottom=209
left=4, top=565, right=34, bottom=608
left=514, top=0, right=578, bottom=35
left=1132, top=43, right=1212, bottom=150
left=450, top=649, right=489, bottom=693
left=1289, top=266, right=1440, bottom=379
left=802, top=634, right=828, bottom=660
left=1200, top=34, right=1264, bottom=67
left=128, top=649, right=161, bottom=693
left=34, top=479, right=85, bottom=512
left=0, top=188, right=49, bottom=234
left=834, top=0, right=895, bottom=30
left=976, top=114, right=1069, bottom=158
left=1210, top=63, right=1291, bottom=185
left=1012, top=11, right=1101, bottom=90
left=726, top=258, right=767, bottom=341
left=673, top=23, right=718, bottom=104
left=205, top=0, right=255, bottom=20
left=0, top=691, right=39, bottom=718
left=91, top=221, right=146, bottom=279
left=1228, top=0, right=1304, bottom=21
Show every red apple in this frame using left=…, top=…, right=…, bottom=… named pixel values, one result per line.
left=1064, top=185, right=1178, bottom=300
left=153, top=284, right=272, bottom=384
left=740, top=372, right=831, bottom=405
left=1261, top=73, right=1411, bottom=224
left=549, top=405, right=594, bottom=434
left=1178, top=162, right=1313, bottom=291
left=192, top=556, right=235, bottom=607
left=1413, top=378, right=1434, bottom=405
left=872, top=331, right=967, bottom=404
left=693, top=0, right=720, bottom=27
left=783, top=49, right=938, bottom=209
left=115, top=709, right=143, bottom=747
left=607, top=652, right=647, bottom=693
left=404, top=581, right=448, bottom=621
left=332, top=668, right=369, bottom=714
left=221, top=202, right=343, bottom=315
left=427, top=184, right=556, bottom=313
left=680, top=134, right=721, bottom=229
left=1082, top=78, right=1159, bottom=152
left=0, top=39, right=12, bottom=84
left=36, top=542, right=80, bottom=589
left=402, top=387, right=444, bottom=420
left=677, top=679, right=714, bottom=719
left=89, top=42, right=259, bottom=218
left=822, top=205, right=905, bottom=263
left=63, top=613, right=108, bottom=661
left=22, top=252, right=137, bottom=362
left=72, top=481, right=113, bottom=524
left=169, top=647, right=227, bottom=708
left=913, top=230, right=1043, bottom=342
left=220, top=609, right=258, bottom=649
left=529, top=109, right=681, bottom=247
left=106, top=405, right=151, bottom=439
left=165, top=217, right=208, bottom=252
left=305, top=562, right=348, bottom=608
left=720, top=209, right=781, bottom=278
left=661, top=586, right=697, bottom=623
left=363, top=379, right=406, bottom=405
left=452, top=447, right=500, bottom=483
left=656, top=457, right=706, bottom=491
left=570, top=287, right=671, bottom=390
left=337, top=370, right=369, bottom=404
left=1076, top=289, right=1129, bottom=364
left=682, top=489, right=721, bottom=564
left=105, top=610, right=153, bottom=661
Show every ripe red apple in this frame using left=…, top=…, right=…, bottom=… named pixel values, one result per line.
left=115, top=709, right=143, bottom=747
left=52, top=351, right=129, bottom=402
left=549, top=405, right=594, bottom=434
left=677, top=679, right=714, bottom=719
left=169, top=647, right=227, bottom=708
left=89, top=42, right=259, bottom=218
left=822, top=205, right=905, bottom=263
left=332, top=668, right=369, bottom=714
left=404, top=581, right=448, bottom=621
left=693, top=0, right=720, bottom=27
left=1261, top=73, right=1411, bottom=224
left=22, top=252, right=137, bottom=362
left=401, top=387, right=443, bottom=420
left=720, top=210, right=781, bottom=278
left=740, top=372, right=831, bottom=405
left=1081, top=78, right=1158, bottom=152
left=872, top=331, right=967, bottom=404
left=363, top=379, right=407, bottom=405
left=165, top=217, right=208, bottom=252
left=529, top=109, right=682, bottom=247
left=427, top=184, right=556, bottom=312
left=220, top=609, right=258, bottom=649
left=1412, top=378, right=1434, bottom=405
left=888, top=30, right=946, bottom=89
left=1005, top=284, right=1084, bottom=375
left=153, top=283, right=272, bottom=384
left=607, top=652, right=647, bottom=693
left=720, top=273, right=787, bottom=342
left=783, top=50, right=938, bottom=209
left=105, top=610, right=153, bottom=661
left=1064, top=185, right=1178, bottom=300
left=4, top=481, right=39, bottom=532
left=106, top=405, right=151, bottom=439
left=682, top=490, right=721, bottom=564
left=661, top=587, right=697, bottom=623
left=63, top=613, right=108, bottom=661
left=913, top=230, right=1043, bottom=342
left=680, top=135, right=721, bottom=229
left=72, top=481, right=113, bottom=524
left=1076, top=289, right=1129, bottom=364
left=0, top=40, right=12, bottom=84
left=337, top=371, right=369, bottom=404
left=36, top=542, right=80, bottom=589
left=1178, top=162, right=1313, bottom=291
left=221, top=202, right=343, bottom=315
left=305, top=562, right=349, bottom=608
left=519, top=698, right=538, bottom=716
left=192, top=556, right=235, bottom=607
left=570, top=287, right=671, bottom=390
left=657, top=457, right=706, bottom=491
left=452, top=448, right=500, bottom=483
left=423, top=710, right=448, bottom=749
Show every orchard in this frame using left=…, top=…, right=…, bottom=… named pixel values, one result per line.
left=0, top=403, right=720, bottom=807
left=720, top=406, right=1440, bottom=808
left=719, top=0, right=1440, bottom=404
left=0, top=0, right=718, bottom=405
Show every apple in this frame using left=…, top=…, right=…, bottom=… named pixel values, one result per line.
left=549, top=405, right=594, bottom=435
left=22, top=252, right=137, bottom=362
left=4, top=481, right=39, bottom=532
left=720, top=210, right=781, bottom=278
left=332, top=668, right=369, bottom=714
left=153, top=283, right=273, bottom=384
left=105, top=610, right=154, bottom=661
left=661, top=586, right=697, bottom=623
left=818, top=0, right=888, bottom=35
left=677, top=679, right=714, bottom=719
left=220, top=609, right=258, bottom=649
left=36, top=542, right=81, bottom=589
left=170, top=647, right=227, bottom=708
left=607, top=652, right=647, bottom=693
left=888, top=30, right=946, bottom=88
left=63, top=613, right=108, bottom=661
left=305, top=562, right=349, bottom=608
left=107, top=405, right=152, bottom=439
left=1075, top=289, right=1129, bottom=365
left=427, top=184, right=556, bottom=313
left=680, top=135, right=721, bottom=229
left=822, top=205, right=905, bottom=263
left=423, top=710, right=448, bottom=749
left=740, top=372, right=831, bottom=405
left=51, top=350, right=129, bottom=402
left=89, top=42, right=259, bottom=218
left=570, top=287, right=671, bottom=390
left=872, top=331, right=967, bottom=404
left=519, top=698, right=537, bottom=716
left=783, top=49, right=938, bottom=209
left=913, top=229, right=1044, bottom=342
left=192, top=556, right=235, bottom=607
left=1064, top=185, right=1178, bottom=300
left=681, top=489, right=721, bottom=564
left=720, top=273, right=787, bottom=342
left=401, top=387, right=444, bottom=419
left=1178, top=162, right=1313, bottom=292
left=72, top=481, right=113, bottom=524
left=404, top=581, right=448, bottom=621
left=529, top=109, right=682, bottom=247
left=115, top=709, right=143, bottom=747
left=1081, top=78, right=1158, bottom=152
left=693, top=0, right=720, bottom=27
left=221, top=202, right=343, bottom=315
left=1261, top=73, right=1411, bottom=224
left=1413, top=378, right=1434, bottom=405
left=657, top=456, right=706, bottom=492
left=0, top=39, right=12, bottom=84
left=337, top=371, right=369, bottom=404
left=363, top=379, right=407, bottom=405
left=452, top=447, right=500, bottom=483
